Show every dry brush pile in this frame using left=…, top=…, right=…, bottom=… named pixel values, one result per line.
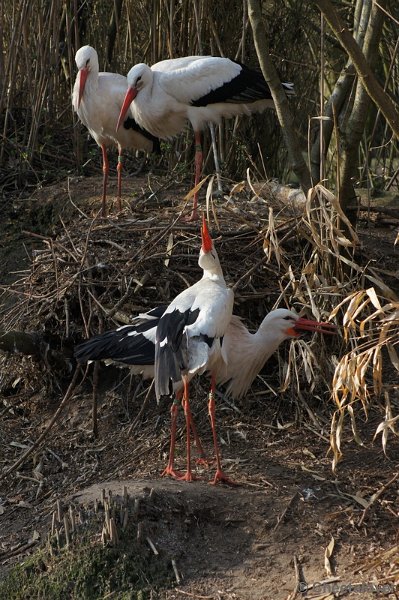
left=1, top=177, right=398, bottom=469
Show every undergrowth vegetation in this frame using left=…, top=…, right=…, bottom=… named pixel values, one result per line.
left=0, top=489, right=173, bottom=599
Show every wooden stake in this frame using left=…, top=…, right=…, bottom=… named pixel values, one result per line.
left=133, top=497, right=140, bottom=519
left=64, top=514, right=70, bottom=548
left=51, top=511, right=57, bottom=535
left=171, top=559, right=181, bottom=584
left=69, top=505, right=75, bottom=533
left=146, top=536, right=159, bottom=556
left=56, top=499, right=62, bottom=523
left=109, top=517, right=119, bottom=546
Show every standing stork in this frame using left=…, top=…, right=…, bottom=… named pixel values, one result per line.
left=153, top=215, right=234, bottom=483
left=75, top=306, right=336, bottom=482
left=116, top=56, right=294, bottom=220
left=72, top=45, right=160, bottom=217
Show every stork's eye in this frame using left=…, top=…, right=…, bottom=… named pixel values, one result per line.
left=283, top=316, right=293, bottom=320
left=85, top=59, right=90, bottom=66
left=136, top=76, right=142, bottom=83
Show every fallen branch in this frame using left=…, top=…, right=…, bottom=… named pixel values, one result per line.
left=358, top=471, right=399, bottom=527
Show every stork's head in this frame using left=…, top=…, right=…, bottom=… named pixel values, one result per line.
left=75, top=45, right=98, bottom=107
left=198, top=215, right=223, bottom=276
left=116, top=64, right=152, bottom=131
left=261, top=308, right=337, bottom=341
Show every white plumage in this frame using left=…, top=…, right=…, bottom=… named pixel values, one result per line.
left=116, top=55, right=294, bottom=220
left=72, top=45, right=159, bottom=216
left=153, top=216, right=234, bottom=483
left=75, top=308, right=335, bottom=398
left=76, top=295, right=336, bottom=484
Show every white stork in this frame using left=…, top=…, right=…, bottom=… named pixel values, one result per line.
left=72, top=45, right=160, bottom=217
left=116, top=55, right=294, bottom=221
left=153, top=215, right=234, bottom=483
left=76, top=216, right=234, bottom=484
left=75, top=305, right=336, bottom=483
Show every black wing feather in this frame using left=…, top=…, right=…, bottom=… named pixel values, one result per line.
left=154, top=307, right=200, bottom=398
left=123, top=116, right=161, bottom=153
left=74, top=305, right=166, bottom=366
left=191, top=60, right=294, bottom=107
left=74, top=327, right=155, bottom=365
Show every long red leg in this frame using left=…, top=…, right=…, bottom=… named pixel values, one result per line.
left=177, top=389, right=208, bottom=462
left=101, top=144, right=109, bottom=217
left=177, top=376, right=196, bottom=482
left=190, top=413, right=209, bottom=464
left=116, top=145, right=123, bottom=212
left=161, top=398, right=183, bottom=479
left=162, top=391, right=208, bottom=479
left=208, top=375, right=237, bottom=486
left=186, top=130, right=202, bottom=222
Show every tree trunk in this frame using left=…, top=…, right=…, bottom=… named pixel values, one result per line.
left=338, top=0, right=385, bottom=214
left=310, top=63, right=356, bottom=184
left=310, top=0, right=371, bottom=184
left=313, top=0, right=399, bottom=139
left=247, top=0, right=312, bottom=193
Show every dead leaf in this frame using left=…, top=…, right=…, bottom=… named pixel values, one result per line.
left=301, top=465, right=327, bottom=481
left=9, top=441, right=31, bottom=449
left=302, top=448, right=317, bottom=459
left=29, top=530, right=40, bottom=543
left=229, top=181, right=246, bottom=195
left=183, top=175, right=209, bottom=200
left=324, top=535, right=335, bottom=576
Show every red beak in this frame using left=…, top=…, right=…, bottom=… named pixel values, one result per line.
left=292, top=317, right=337, bottom=336
left=201, top=215, right=213, bottom=253
left=116, top=87, right=138, bottom=131
left=78, top=67, right=89, bottom=107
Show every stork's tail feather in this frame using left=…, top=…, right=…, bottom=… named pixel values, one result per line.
left=74, top=331, right=120, bottom=363
left=74, top=326, right=156, bottom=366
left=154, top=344, right=185, bottom=399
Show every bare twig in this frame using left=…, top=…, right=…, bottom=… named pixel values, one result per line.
left=0, top=367, right=81, bottom=481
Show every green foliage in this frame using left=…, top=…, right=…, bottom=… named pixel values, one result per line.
left=0, top=528, right=172, bottom=599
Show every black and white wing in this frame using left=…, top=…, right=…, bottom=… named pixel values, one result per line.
left=74, top=305, right=166, bottom=368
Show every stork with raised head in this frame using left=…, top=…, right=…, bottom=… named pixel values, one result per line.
left=72, top=45, right=160, bottom=217
left=75, top=305, right=336, bottom=483
left=153, top=215, right=234, bottom=483
left=116, top=55, right=294, bottom=221
left=77, top=216, right=234, bottom=483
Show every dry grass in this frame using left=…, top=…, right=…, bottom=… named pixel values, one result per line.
left=2, top=1, right=397, bottom=195
left=1, top=175, right=398, bottom=467
left=0, top=0, right=288, bottom=190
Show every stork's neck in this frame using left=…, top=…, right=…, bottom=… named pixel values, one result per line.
left=85, top=68, right=99, bottom=94
left=201, top=267, right=225, bottom=282
left=255, top=320, right=289, bottom=353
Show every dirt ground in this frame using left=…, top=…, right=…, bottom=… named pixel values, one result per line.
left=1, top=173, right=399, bottom=599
